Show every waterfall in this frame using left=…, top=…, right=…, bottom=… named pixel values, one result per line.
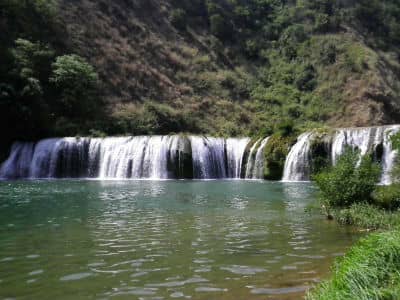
left=0, top=136, right=250, bottom=180
left=252, top=137, right=270, bottom=179
left=0, top=142, right=35, bottom=179
left=2, top=127, right=399, bottom=182
left=282, top=133, right=314, bottom=182
left=243, top=137, right=270, bottom=179
left=226, top=138, right=251, bottom=178
left=245, top=139, right=262, bottom=179
left=331, top=127, right=385, bottom=165
left=282, top=125, right=400, bottom=183
left=190, top=136, right=227, bottom=179
left=95, top=136, right=170, bottom=179
left=381, top=126, right=400, bottom=185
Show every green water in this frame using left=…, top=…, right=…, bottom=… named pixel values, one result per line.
left=0, top=180, right=362, bottom=300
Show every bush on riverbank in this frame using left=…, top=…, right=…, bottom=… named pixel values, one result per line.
left=314, top=148, right=381, bottom=209
left=373, top=184, right=400, bottom=210
left=333, top=203, right=400, bottom=230
left=307, top=230, right=400, bottom=300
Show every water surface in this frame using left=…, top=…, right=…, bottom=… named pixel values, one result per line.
left=0, top=180, right=362, bottom=299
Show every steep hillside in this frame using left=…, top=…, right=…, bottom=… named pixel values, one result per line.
left=58, top=0, right=400, bottom=134
left=59, top=0, right=256, bottom=135
left=1, top=0, right=400, bottom=151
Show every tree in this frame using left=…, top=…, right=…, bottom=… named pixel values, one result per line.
left=50, top=54, right=99, bottom=119
left=12, top=38, right=55, bottom=83
left=0, top=39, right=54, bottom=142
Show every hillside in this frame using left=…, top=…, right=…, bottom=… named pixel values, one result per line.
left=1, top=0, right=400, bottom=152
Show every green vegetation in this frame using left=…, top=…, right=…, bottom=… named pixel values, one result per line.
left=91, top=0, right=400, bottom=136
left=50, top=55, right=101, bottom=135
left=313, top=147, right=400, bottom=230
left=310, top=133, right=331, bottom=175
left=314, top=148, right=381, bottom=209
left=333, top=203, right=400, bottom=230
left=307, top=230, right=400, bottom=300
left=2, top=0, right=400, bottom=147
left=263, top=134, right=295, bottom=180
left=0, top=0, right=103, bottom=156
left=373, top=184, right=400, bottom=211
left=310, top=137, right=400, bottom=299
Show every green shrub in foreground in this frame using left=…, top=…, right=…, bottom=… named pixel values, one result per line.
left=314, top=148, right=380, bottom=208
left=307, top=230, right=400, bottom=300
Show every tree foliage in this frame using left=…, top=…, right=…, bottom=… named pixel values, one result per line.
left=0, top=1, right=103, bottom=158
left=50, top=55, right=99, bottom=119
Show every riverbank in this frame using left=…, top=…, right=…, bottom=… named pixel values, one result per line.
left=306, top=202, right=400, bottom=299
left=307, top=230, right=400, bottom=300
left=307, top=142, right=400, bottom=299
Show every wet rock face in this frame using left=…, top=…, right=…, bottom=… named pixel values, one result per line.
left=167, top=136, right=193, bottom=179
left=310, top=133, right=332, bottom=176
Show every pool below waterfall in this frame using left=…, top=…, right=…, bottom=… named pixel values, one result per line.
left=0, top=180, right=363, bottom=300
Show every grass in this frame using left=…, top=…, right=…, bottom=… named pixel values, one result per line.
left=333, top=203, right=400, bottom=231
left=306, top=230, right=400, bottom=300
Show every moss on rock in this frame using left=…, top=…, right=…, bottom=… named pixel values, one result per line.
left=263, top=135, right=296, bottom=180
left=310, top=132, right=332, bottom=176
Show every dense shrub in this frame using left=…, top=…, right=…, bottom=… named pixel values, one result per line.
left=111, top=102, right=199, bottom=135
left=373, top=184, right=400, bottom=210
left=314, top=148, right=381, bottom=208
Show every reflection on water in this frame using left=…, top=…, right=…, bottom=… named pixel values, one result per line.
left=0, top=180, right=362, bottom=299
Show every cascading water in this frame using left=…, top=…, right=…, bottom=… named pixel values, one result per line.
left=330, top=126, right=400, bottom=185
left=244, top=139, right=261, bottom=179
left=0, top=142, right=35, bottom=179
left=331, top=127, right=385, bottom=165
left=190, top=136, right=227, bottom=179
left=0, top=136, right=251, bottom=180
left=226, top=138, right=251, bottom=179
left=244, top=137, right=270, bottom=179
left=94, top=136, right=181, bottom=179
left=252, top=137, right=270, bottom=179
left=282, top=125, right=400, bottom=184
left=282, top=133, right=314, bottom=182
left=2, top=126, right=400, bottom=182
left=381, top=126, right=400, bottom=185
